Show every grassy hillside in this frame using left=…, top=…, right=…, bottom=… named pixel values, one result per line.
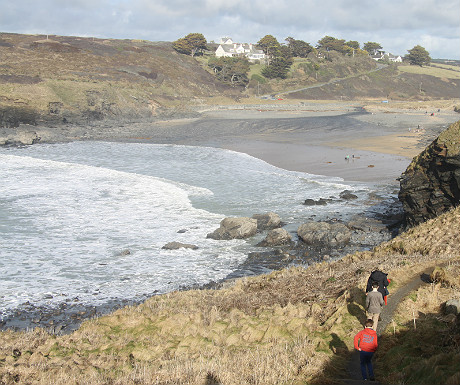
left=2, top=33, right=460, bottom=128
left=399, top=63, right=460, bottom=79
left=1, top=205, right=458, bottom=384
left=0, top=33, right=238, bottom=126
left=376, top=271, right=460, bottom=384
left=282, top=63, right=460, bottom=101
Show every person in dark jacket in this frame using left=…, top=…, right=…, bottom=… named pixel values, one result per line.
left=366, top=268, right=390, bottom=304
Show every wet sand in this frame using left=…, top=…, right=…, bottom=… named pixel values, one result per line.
left=220, top=103, right=459, bottom=181
left=218, top=138, right=410, bottom=183
left=179, top=106, right=457, bottom=183
left=6, top=101, right=459, bottom=184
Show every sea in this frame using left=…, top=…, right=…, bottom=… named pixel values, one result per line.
left=0, top=141, right=394, bottom=322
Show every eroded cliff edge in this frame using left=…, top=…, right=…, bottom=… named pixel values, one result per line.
left=399, top=120, right=460, bottom=227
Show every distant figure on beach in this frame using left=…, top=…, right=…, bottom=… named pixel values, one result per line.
left=354, top=319, right=378, bottom=381
left=366, top=268, right=390, bottom=305
left=345, top=155, right=350, bottom=162
left=366, top=282, right=384, bottom=331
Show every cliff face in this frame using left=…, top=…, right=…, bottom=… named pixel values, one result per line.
left=399, top=120, right=460, bottom=227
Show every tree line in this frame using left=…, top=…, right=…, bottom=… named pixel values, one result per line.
left=173, top=33, right=431, bottom=85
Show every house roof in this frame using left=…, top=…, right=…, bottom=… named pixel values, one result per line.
left=217, top=43, right=264, bottom=55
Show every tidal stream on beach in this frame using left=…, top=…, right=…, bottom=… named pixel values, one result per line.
left=0, top=140, right=399, bottom=332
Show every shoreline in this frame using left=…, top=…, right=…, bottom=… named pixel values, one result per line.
left=5, top=101, right=457, bottom=183
left=1, top=102, right=458, bottom=333
left=193, top=104, right=457, bottom=183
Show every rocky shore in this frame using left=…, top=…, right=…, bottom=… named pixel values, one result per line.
left=0, top=186, right=402, bottom=334
left=1, top=102, right=458, bottom=334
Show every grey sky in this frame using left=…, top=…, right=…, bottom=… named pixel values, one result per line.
left=1, top=0, right=459, bottom=59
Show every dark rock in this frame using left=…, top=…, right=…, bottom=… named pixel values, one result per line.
left=444, top=299, right=460, bottom=315
left=256, top=228, right=292, bottom=247
left=297, top=222, right=351, bottom=247
left=252, top=212, right=282, bottom=230
left=0, top=106, right=38, bottom=128
left=207, top=217, right=257, bottom=240
left=303, top=198, right=329, bottom=206
left=339, top=190, right=358, bottom=200
left=0, top=130, right=41, bottom=145
left=162, top=242, right=198, bottom=250
left=399, top=121, right=460, bottom=227
left=347, top=217, right=389, bottom=233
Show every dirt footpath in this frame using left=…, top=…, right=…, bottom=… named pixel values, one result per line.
left=343, top=269, right=433, bottom=384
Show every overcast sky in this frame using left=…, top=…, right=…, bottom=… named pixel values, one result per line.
left=1, top=0, right=459, bottom=59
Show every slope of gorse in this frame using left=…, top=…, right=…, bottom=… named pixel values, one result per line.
left=0, top=32, right=236, bottom=127
left=1, top=205, right=458, bottom=384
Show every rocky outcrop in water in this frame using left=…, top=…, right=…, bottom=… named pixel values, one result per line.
left=162, top=242, right=198, bottom=250
left=303, top=198, right=329, bottom=206
left=207, top=217, right=258, bottom=240
left=0, top=128, right=40, bottom=145
left=399, top=121, right=460, bottom=227
left=297, top=221, right=352, bottom=247
left=207, top=213, right=282, bottom=240
left=252, top=212, right=282, bottom=230
left=256, top=228, right=293, bottom=247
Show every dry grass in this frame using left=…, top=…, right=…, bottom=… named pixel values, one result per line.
left=376, top=261, right=460, bottom=384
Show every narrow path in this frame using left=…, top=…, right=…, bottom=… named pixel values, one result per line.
left=263, top=63, right=387, bottom=99
left=342, top=269, right=432, bottom=384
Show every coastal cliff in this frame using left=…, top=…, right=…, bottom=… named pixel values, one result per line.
left=399, top=120, right=460, bottom=227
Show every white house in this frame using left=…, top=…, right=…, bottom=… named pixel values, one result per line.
left=371, top=51, right=402, bottom=62
left=386, top=53, right=402, bottom=62
left=215, top=38, right=265, bottom=62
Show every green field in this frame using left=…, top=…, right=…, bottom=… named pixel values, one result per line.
left=398, top=63, right=460, bottom=79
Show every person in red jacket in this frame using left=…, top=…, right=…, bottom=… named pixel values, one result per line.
left=354, top=319, right=378, bottom=381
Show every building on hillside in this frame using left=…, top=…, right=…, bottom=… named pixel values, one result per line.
left=386, top=53, right=403, bottom=62
left=371, top=51, right=402, bottom=62
left=215, top=38, right=265, bottom=62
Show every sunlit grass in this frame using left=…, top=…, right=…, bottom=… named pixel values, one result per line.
left=398, top=64, right=460, bottom=79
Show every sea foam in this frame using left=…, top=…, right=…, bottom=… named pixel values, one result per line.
left=0, top=141, right=372, bottom=316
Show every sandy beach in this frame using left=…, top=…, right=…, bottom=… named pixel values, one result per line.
left=7, top=101, right=460, bottom=184
left=139, top=102, right=459, bottom=183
